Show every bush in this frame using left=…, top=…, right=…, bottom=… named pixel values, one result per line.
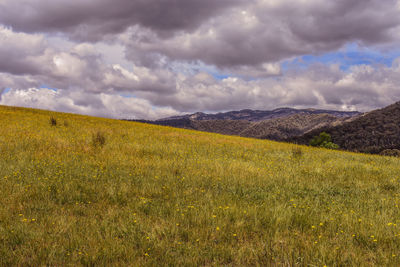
left=92, top=131, right=106, bottom=148
left=291, top=147, right=303, bottom=160
left=49, top=117, right=57, bottom=126
left=310, top=132, right=339, bottom=149
left=320, top=141, right=339, bottom=149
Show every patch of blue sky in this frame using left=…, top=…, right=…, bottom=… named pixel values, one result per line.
left=282, top=43, right=400, bottom=72
left=170, top=60, right=231, bottom=80
left=40, top=85, right=58, bottom=92
left=211, top=73, right=230, bottom=80
left=3, top=88, right=11, bottom=94
left=120, top=93, right=137, bottom=98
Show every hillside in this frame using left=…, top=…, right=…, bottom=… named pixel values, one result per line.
left=239, top=113, right=354, bottom=140
left=289, top=101, right=400, bottom=153
left=1, top=105, right=400, bottom=266
left=138, top=111, right=358, bottom=141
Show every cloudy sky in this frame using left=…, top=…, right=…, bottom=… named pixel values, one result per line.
left=1, top=0, right=400, bottom=119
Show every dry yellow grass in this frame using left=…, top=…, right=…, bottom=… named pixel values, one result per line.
left=1, top=105, right=400, bottom=266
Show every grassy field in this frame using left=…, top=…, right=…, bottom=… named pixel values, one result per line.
left=1, top=105, right=400, bottom=266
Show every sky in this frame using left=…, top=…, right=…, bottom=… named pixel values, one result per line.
left=1, top=0, right=400, bottom=119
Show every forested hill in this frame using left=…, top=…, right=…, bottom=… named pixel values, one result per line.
left=288, top=102, right=400, bottom=154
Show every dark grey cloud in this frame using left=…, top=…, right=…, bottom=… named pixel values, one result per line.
left=123, top=0, right=400, bottom=70
left=266, top=0, right=400, bottom=44
left=0, top=0, right=244, bottom=41
left=0, top=27, right=48, bottom=75
left=1, top=0, right=400, bottom=72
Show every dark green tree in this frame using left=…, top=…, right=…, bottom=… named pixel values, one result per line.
left=310, top=132, right=339, bottom=149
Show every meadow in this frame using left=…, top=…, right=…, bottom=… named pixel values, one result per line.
left=1, top=105, right=400, bottom=266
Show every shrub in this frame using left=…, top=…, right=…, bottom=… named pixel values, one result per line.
left=310, top=132, right=339, bottom=149
left=291, top=147, right=303, bottom=160
left=320, top=141, right=339, bottom=149
left=92, top=131, right=106, bottom=148
left=49, top=117, right=57, bottom=126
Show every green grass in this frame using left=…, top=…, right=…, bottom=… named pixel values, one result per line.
left=1, top=105, right=400, bottom=266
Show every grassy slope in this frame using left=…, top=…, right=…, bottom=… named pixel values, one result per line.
left=1, top=105, right=400, bottom=266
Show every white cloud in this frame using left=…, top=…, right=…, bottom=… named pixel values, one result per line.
left=1, top=1, right=400, bottom=119
left=0, top=88, right=179, bottom=119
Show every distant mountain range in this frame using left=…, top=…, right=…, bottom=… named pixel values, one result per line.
left=161, top=108, right=360, bottom=122
left=133, top=103, right=400, bottom=154
left=134, top=107, right=361, bottom=141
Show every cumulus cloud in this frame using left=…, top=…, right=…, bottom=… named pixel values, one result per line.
left=134, top=62, right=400, bottom=114
left=0, top=27, right=181, bottom=118
left=0, top=27, right=177, bottom=94
left=3, top=51, right=400, bottom=118
left=1, top=1, right=400, bottom=119
left=0, top=72, right=40, bottom=91
left=0, top=88, right=178, bottom=119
